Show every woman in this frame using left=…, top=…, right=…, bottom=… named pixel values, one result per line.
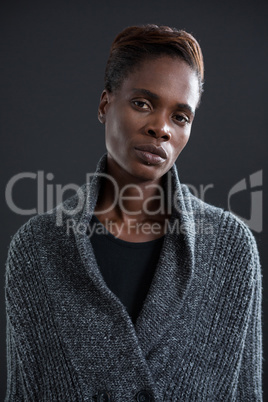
left=5, top=24, right=262, bottom=401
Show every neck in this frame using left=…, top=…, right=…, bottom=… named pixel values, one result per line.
left=94, top=158, right=168, bottom=223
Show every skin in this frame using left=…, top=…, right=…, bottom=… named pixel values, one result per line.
left=95, top=56, right=200, bottom=241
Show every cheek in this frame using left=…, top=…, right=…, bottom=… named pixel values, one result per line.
left=106, top=109, right=129, bottom=139
left=105, top=118, right=132, bottom=158
left=105, top=116, right=122, bottom=145
left=182, top=132, right=191, bottom=148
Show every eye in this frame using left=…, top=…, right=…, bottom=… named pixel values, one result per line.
left=173, top=114, right=190, bottom=124
left=132, top=100, right=150, bottom=110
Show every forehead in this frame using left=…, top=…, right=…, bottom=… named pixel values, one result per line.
left=119, top=56, right=200, bottom=108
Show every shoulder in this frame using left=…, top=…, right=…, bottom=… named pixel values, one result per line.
left=179, top=186, right=261, bottom=314
left=181, top=182, right=254, bottom=233
left=180, top=183, right=260, bottom=270
left=6, top=191, right=80, bottom=281
left=6, top=213, right=51, bottom=282
left=7, top=183, right=85, bottom=247
left=180, top=182, right=224, bottom=219
left=7, top=209, right=59, bottom=255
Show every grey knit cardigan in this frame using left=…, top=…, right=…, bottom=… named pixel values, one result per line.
left=5, top=154, right=262, bottom=401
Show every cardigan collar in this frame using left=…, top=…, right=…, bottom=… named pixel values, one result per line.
left=61, top=153, right=196, bottom=353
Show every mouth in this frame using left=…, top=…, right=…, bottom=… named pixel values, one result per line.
left=134, top=144, right=167, bottom=165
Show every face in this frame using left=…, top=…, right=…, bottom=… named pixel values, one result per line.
left=98, top=56, right=200, bottom=184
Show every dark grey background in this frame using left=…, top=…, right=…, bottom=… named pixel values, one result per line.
left=1, top=0, right=267, bottom=400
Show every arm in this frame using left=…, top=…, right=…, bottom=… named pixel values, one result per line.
left=236, top=233, right=262, bottom=401
left=5, top=224, right=34, bottom=401
left=5, top=218, right=83, bottom=401
left=6, top=317, right=26, bottom=401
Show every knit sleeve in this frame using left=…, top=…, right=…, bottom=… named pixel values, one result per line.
left=5, top=224, right=31, bottom=401
left=6, top=316, right=26, bottom=401
left=235, top=225, right=263, bottom=401
left=5, top=220, right=42, bottom=401
left=5, top=218, right=83, bottom=401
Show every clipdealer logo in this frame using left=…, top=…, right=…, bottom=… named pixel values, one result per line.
left=227, top=170, right=263, bottom=233
left=5, top=169, right=263, bottom=233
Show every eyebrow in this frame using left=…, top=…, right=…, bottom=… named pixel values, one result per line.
left=131, top=88, right=195, bottom=117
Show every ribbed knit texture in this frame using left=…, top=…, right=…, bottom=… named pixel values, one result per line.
left=5, top=154, right=262, bottom=401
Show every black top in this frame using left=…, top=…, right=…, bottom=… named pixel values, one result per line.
left=89, top=215, right=164, bottom=323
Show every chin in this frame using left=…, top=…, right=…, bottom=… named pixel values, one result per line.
left=130, top=163, right=166, bottom=182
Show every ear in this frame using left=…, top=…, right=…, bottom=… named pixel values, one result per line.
left=98, top=90, right=111, bottom=124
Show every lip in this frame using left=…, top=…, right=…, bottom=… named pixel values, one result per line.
left=135, top=144, right=167, bottom=160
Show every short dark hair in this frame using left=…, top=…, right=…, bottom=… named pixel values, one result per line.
left=104, top=24, right=204, bottom=103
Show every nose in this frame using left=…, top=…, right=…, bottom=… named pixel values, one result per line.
left=145, top=113, right=171, bottom=141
